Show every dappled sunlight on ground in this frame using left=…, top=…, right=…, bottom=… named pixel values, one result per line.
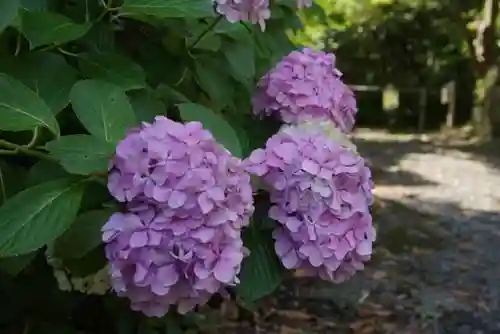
left=377, top=151, right=500, bottom=213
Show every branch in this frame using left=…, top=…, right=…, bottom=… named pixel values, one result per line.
left=0, top=139, right=54, bottom=161
left=188, top=16, right=223, bottom=50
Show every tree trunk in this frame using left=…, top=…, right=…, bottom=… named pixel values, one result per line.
left=471, top=0, right=499, bottom=141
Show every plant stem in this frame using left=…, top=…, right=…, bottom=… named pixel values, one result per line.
left=25, top=127, right=40, bottom=148
left=240, top=22, right=266, bottom=55
left=188, top=16, right=223, bottom=50
left=58, top=48, right=80, bottom=57
left=174, top=68, right=188, bottom=86
left=14, top=32, right=22, bottom=56
left=96, top=0, right=115, bottom=22
left=85, top=0, right=90, bottom=22
left=0, top=139, right=54, bottom=161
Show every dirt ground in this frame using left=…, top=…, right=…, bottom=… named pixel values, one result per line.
left=209, top=129, right=500, bottom=334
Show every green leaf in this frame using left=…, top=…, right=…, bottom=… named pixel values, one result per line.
left=0, top=160, right=27, bottom=203
left=62, top=245, right=107, bottom=277
left=0, top=252, right=36, bottom=276
left=120, top=0, right=215, bottom=18
left=195, top=58, right=234, bottom=110
left=222, top=113, right=251, bottom=156
left=80, top=22, right=116, bottom=52
left=70, top=80, right=137, bottom=143
left=213, top=20, right=248, bottom=39
left=129, top=90, right=166, bottom=122
left=0, top=0, right=20, bottom=33
left=185, top=21, right=222, bottom=51
left=4, top=52, right=77, bottom=113
left=45, top=135, right=116, bottom=175
left=236, top=225, right=284, bottom=302
left=80, top=181, right=113, bottom=212
left=20, top=10, right=91, bottom=48
left=0, top=73, right=59, bottom=134
left=177, top=103, right=242, bottom=157
left=25, top=160, right=68, bottom=187
left=55, top=209, right=113, bottom=259
left=275, top=0, right=296, bottom=9
left=164, top=313, right=183, bottom=334
left=21, top=0, right=49, bottom=11
left=223, top=40, right=255, bottom=87
left=78, top=52, right=147, bottom=91
left=0, top=178, right=85, bottom=257
left=155, top=84, right=190, bottom=103
left=187, top=33, right=221, bottom=51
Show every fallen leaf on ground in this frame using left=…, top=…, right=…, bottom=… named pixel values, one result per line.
left=350, top=318, right=377, bottom=334
left=358, top=304, right=393, bottom=317
left=458, top=242, right=474, bottom=250
left=274, top=309, right=314, bottom=321
left=451, top=289, right=471, bottom=299
left=279, top=325, right=303, bottom=334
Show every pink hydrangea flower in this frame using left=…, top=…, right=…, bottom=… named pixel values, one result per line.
left=214, top=0, right=271, bottom=31
left=108, top=117, right=253, bottom=223
left=252, top=48, right=358, bottom=133
left=243, top=123, right=374, bottom=282
left=102, top=206, right=248, bottom=316
left=104, top=116, right=254, bottom=316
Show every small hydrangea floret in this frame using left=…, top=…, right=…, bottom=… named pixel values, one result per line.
left=252, top=48, right=357, bottom=133
left=104, top=116, right=254, bottom=316
left=243, top=123, right=374, bottom=282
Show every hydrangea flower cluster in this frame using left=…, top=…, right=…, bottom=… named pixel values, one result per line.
left=103, top=116, right=254, bottom=316
left=213, top=0, right=312, bottom=31
left=243, top=122, right=374, bottom=282
left=214, top=0, right=271, bottom=31
left=252, top=48, right=357, bottom=133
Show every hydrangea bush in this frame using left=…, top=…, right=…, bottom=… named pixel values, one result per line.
left=0, top=0, right=374, bottom=332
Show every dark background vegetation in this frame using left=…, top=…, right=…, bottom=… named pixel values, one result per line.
left=295, top=0, right=499, bottom=135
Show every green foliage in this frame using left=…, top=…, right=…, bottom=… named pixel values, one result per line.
left=20, top=11, right=92, bottom=49
left=69, top=79, right=137, bottom=143
left=236, top=221, right=285, bottom=302
left=177, top=102, right=243, bottom=157
left=0, top=178, right=84, bottom=257
left=0, top=0, right=20, bottom=34
left=45, top=135, right=115, bottom=175
left=120, top=0, right=215, bottom=18
left=54, top=208, right=115, bottom=259
left=0, top=0, right=305, bottom=332
left=1, top=52, right=78, bottom=113
left=292, top=0, right=490, bottom=129
left=78, top=52, right=147, bottom=90
left=0, top=73, right=59, bottom=134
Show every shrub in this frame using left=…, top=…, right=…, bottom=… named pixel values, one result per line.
left=0, top=0, right=373, bottom=332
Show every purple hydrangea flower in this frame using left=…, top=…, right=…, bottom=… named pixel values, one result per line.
left=214, top=0, right=271, bottom=31
left=243, top=123, right=374, bottom=282
left=108, top=117, right=253, bottom=219
left=102, top=206, right=248, bottom=316
left=252, top=48, right=358, bottom=133
left=104, top=116, right=254, bottom=316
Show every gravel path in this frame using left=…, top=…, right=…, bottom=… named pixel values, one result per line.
left=347, top=130, right=500, bottom=333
